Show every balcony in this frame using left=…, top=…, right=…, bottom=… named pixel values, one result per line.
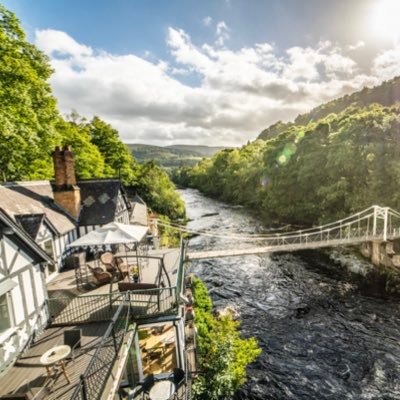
left=0, top=298, right=134, bottom=400
left=0, top=243, right=192, bottom=400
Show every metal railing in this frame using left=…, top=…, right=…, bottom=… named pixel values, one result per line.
left=71, top=297, right=134, bottom=400
left=176, top=239, right=186, bottom=298
left=187, top=205, right=400, bottom=259
left=47, top=288, right=178, bottom=326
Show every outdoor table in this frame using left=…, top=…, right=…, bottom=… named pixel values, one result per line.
left=162, top=336, right=175, bottom=349
left=40, top=344, right=71, bottom=384
left=149, top=380, right=175, bottom=400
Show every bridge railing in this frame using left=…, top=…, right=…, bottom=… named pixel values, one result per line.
left=231, top=206, right=400, bottom=249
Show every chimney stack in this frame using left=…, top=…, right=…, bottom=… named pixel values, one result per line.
left=52, top=146, right=81, bottom=219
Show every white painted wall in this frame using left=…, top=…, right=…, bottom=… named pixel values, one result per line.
left=0, top=235, right=48, bottom=372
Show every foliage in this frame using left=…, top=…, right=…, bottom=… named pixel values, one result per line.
left=174, top=103, right=400, bottom=226
left=0, top=3, right=60, bottom=180
left=192, top=276, right=261, bottom=400
left=258, top=76, right=400, bottom=140
left=136, top=162, right=186, bottom=220
left=0, top=4, right=185, bottom=221
left=88, top=116, right=140, bottom=185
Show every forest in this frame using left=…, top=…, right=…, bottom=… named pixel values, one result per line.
left=174, top=93, right=400, bottom=226
left=0, top=4, right=185, bottom=221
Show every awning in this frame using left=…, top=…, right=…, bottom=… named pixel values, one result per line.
left=68, top=222, right=148, bottom=248
left=0, top=278, right=17, bottom=296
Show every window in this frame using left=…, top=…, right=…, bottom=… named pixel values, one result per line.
left=42, top=240, right=56, bottom=275
left=0, top=293, right=11, bottom=334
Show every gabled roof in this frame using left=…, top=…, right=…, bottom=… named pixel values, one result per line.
left=15, top=213, right=58, bottom=240
left=76, top=178, right=131, bottom=226
left=0, top=209, right=54, bottom=265
left=0, top=181, right=77, bottom=235
left=133, top=194, right=146, bottom=206
left=130, top=202, right=148, bottom=226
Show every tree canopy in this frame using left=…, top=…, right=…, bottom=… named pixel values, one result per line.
left=0, top=4, right=185, bottom=221
left=174, top=104, right=400, bottom=226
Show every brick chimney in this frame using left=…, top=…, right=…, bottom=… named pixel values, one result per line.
left=52, top=146, right=81, bottom=219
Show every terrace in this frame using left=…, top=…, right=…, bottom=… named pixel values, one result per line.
left=0, top=242, right=192, bottom=400
left=0, top=298, right=134, bottom=400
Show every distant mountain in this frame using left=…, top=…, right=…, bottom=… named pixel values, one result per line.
left=258, top=76, right=400, bottom=140
left=126, top=143, right=227, bottom=168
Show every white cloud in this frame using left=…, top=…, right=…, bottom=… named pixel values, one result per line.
left=203, top=16, right=212, bottom=27
left=215, top=21, right=230, bottom=47
left=35, top=29, right=92, bottom=57
left=348, top=40, right=365, bottom=51
left=372, top=46, right=400, bottom=80
left=34, top=28, right=400, bottom=147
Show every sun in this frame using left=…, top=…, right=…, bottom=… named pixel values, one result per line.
left=370, top=0, right=400, bottom=43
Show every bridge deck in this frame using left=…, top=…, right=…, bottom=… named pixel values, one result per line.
left=186, top=235, right=398, bottom=260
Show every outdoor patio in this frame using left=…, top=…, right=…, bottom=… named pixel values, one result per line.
left=139, top=323, right=178, bottom=376
left=0, top=322, right=109, bottom=400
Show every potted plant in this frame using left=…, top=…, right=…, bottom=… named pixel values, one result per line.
left=131, top=265, right=139, bottom=282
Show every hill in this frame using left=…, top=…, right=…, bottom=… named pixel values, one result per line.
left=258, top=76, right=400, bottom=140
left=126, top=143, right=227, bottom=168
left=174, top=76, right=400, bottom=226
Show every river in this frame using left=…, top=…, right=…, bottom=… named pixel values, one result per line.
left=180, top=188, right=400, bottom=400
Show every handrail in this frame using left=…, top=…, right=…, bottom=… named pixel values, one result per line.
left=71, top=296, right=132, bottom=400
left=47, top=287, right=179, bottom=326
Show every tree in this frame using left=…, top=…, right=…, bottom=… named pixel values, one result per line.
left=0, top=4, right=60, bottom=181
left=88, top=116, right=140, bottom=185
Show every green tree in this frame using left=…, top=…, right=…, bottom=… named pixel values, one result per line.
left=0, top=4, right=60, bottom=181
left=137, top=162, right=186, bottom=220
left=88, top=116, right=140, bottom=185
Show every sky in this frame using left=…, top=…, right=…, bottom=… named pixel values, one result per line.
left=3, top=0, right=400, bottom=146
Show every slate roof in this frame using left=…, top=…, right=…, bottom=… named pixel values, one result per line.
left=76, top=179, right=131, bottom=226
left=0, top=182, right=76, bottom=235
left=15, top=214, right=45, bottom=239
left=15, top=214, right=58, bottom=240
left=0, top=209, right=54, bottom=264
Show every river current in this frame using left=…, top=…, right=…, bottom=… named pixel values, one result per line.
left=180, top=188, right=400, bottom=400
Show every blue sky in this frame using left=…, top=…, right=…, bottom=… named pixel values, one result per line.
left=3, top=0, right=400, bottom=145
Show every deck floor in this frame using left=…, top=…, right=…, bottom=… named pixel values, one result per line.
left=0, top=323, right=108, bottom=400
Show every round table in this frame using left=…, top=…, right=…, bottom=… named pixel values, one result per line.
left=40, top=345, right=71, bottom=383
left=149, top=380, right=175, bottom=400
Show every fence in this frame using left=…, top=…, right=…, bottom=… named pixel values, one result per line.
left=48, top=287, right=178, bottom=326
left=71, top=298, right=134, bottom=400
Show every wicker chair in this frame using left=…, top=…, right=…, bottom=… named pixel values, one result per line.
left=87, top=265, right=112, bottom=285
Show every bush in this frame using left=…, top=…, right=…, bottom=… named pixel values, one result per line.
left=192, top=276, right=261, bottom=400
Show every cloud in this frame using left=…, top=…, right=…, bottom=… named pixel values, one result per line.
left=35, top=29, right=92, bottom=57
left=35, top=28, right=400, bottom=147
left=348, top=40, right=365, bottom=51
left=215, top=21, right=230, bottom=46
left=372, top=45, right=400, bottom=80
left=203, top=16, right=212, bottom=27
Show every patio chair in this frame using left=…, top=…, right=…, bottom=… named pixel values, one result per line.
left=87, top=265, right=112, bottom=285
left=115, top=257, right=129, bottom=278
left=100, top=252, right=116, bottom=274
left=141, top=374, right=155, bottom=394
left=64, top=329, right=82, bottom=361
left=173, top=368, right=185, bottom=387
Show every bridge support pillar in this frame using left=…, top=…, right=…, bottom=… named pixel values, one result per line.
left=371, top=241, right=382, bottom=266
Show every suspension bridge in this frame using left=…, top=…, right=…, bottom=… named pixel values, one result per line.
left=155, top=206, right=400, bottom=260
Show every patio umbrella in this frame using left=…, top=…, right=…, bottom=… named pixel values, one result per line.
left=68, top=222, right=148, bottom=248
left=68, top=222, right=149, bottom=298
